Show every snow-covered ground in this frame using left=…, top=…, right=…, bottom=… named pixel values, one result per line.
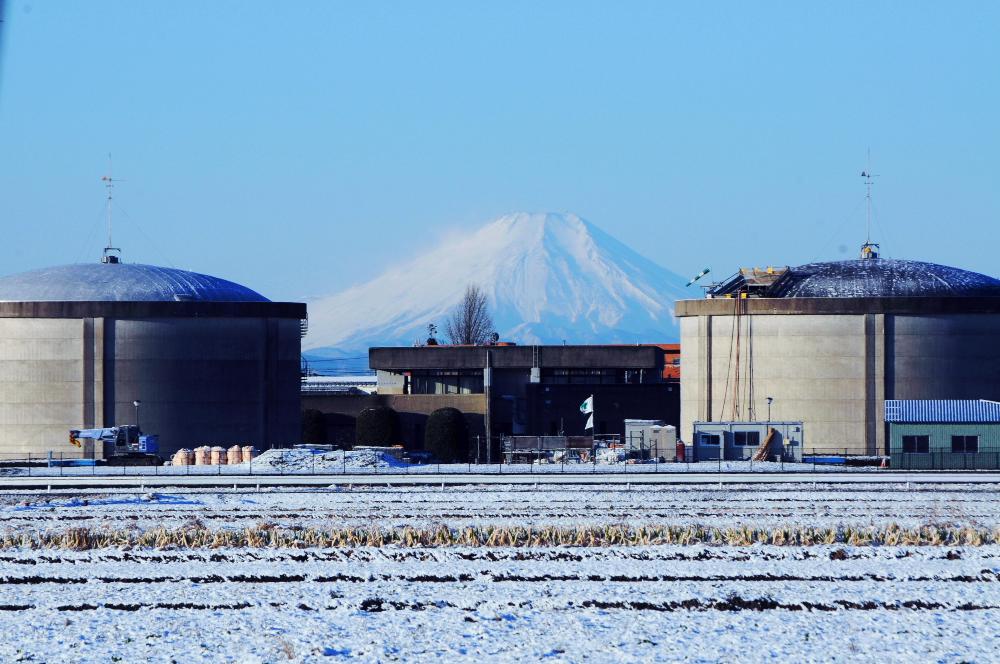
left=0, top=545, right=997, bottom=662
left=0, top=483, right=997, bottom=662
left=1, top=483, right=997, bottom=531
left=9, top=447, right=881, bottom=477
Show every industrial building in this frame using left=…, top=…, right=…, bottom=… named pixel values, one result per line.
left=301, top=344, right=679, bottom=452
left=886, top=399, right=1000, bottom=470
left=677, top=248, right=1000, bottom=455
left=0, top=261, right=306, bottom=457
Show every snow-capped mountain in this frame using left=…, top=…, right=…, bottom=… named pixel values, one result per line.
left=304, top=212, right=692, bottom=357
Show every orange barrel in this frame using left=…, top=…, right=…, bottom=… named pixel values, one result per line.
left=210, top=446, right=226, bottom=465
left=676, top=441, right=686, bottom=463
left=241, top=445, right=254, bottom=463
left=193, top=446, right=209, bottom=466
left=227, top=445, right=242, bottom=465
left=172, top=449, right=191, bottom=466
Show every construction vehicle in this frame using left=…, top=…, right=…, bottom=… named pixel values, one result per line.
left=69, top=425, right=162, bottom=465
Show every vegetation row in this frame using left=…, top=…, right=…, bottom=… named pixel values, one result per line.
left=3, top=523, right=999, bottom=550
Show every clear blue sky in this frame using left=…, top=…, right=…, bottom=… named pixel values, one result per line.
left=1, top=2, right=998, bottom=302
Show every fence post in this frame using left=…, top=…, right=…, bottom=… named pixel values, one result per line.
left=27, top=452, right=30, bottom=477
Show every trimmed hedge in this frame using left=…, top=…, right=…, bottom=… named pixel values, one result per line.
left=301, top=409, right=327, bottom=445
left=424, top=407, right=468, bottom=462
left=356, top=406, right=400, bottom=446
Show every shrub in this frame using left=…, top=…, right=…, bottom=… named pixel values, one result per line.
left=424, top=408, right=468, bottom=462
left=301, top=409, right=326, bottom=445
left=356, top=406, right=400, bottom=445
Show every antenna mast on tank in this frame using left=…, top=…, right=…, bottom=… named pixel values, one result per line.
left=860, top=150, right=879, bottom=259
left=100, top=154, right=123, bottom=264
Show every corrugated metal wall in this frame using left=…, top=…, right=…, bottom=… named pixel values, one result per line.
left=888, top=423, right=1000, bottom=469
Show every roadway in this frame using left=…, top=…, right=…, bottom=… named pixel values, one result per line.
left=1, top=471, right=999, bottom=490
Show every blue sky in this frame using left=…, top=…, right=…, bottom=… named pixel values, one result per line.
left=0, top=2, right=998, bottom=302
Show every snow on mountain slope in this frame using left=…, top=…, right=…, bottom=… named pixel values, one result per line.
left=304, top=212, right=692, bottom=354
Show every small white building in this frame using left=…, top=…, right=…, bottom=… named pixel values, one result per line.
left=624, top=419, right=677, bottom=458
left=692, top=421, right=803, bottom=462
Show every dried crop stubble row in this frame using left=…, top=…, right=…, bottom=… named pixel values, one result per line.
left=3, top=547, right=993, bottom=566
left=2, top=524, right=999, bottom=550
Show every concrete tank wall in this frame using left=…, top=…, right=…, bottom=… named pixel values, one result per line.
left=0, top=315, right=302, bottom=457
left=889, top=314, right=1000, bottom=399
left=109, top=317, right=302, bottom=454
left=680, top=307, right=1000, bottom=455
left=681, top=314, right=870, bottom=454
left=0, top=318, right=91, bottom=455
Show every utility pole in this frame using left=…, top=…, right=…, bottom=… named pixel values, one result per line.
left=484, top=349, right=492, bottom=464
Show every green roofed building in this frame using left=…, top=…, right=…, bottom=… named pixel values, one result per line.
left=886, top=400, right=1000, bottom=470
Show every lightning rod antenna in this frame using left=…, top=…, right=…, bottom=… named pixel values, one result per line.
left=860, top=149, right=879, bottom=259
left=100, top=154, right=123, bottom=264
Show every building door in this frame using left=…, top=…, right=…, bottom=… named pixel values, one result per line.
left=697, top=432, right=721, bottom=461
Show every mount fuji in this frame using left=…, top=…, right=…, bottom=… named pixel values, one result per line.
left=304, top=212, right=692, bottom=362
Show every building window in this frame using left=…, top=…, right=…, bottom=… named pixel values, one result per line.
left=951, top=435, right=979, bottom=454
left=902, top=435, right=929, bottom=454
left=409, top=370, right=483, bottom=395
left=542, top=369, right=629, bottom=385
left=700, top=434, right=720, bottom=446
left=733, top=431, right=760, bottom=446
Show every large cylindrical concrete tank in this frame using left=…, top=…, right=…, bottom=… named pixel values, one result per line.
left=0, top=263, right=306, bottom=457
left=677, top=257, right=1000, bottom=455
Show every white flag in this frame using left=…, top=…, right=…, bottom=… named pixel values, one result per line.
left=580, top=395, right=594, bottom=414
left=585, top=413, right=594, bottom=430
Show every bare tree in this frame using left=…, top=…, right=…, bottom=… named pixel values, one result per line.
left=445, top=285, right=496, bottom=345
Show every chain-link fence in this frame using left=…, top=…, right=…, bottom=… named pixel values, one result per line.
left=1, top=442, right=997, bottom=477
left=890, top=447, right=1000, bottom=471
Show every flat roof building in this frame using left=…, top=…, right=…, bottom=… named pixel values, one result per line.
left=301, top=344, right=680, bottom=455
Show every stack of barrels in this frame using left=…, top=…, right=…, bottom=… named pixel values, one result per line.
left=170, top=445, right=255, bottom=465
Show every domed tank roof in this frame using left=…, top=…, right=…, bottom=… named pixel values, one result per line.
left=0, top=263, right=269, bottom=303
left=772, top=258, right=1000, bottom=298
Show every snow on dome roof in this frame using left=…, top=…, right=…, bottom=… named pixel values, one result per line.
left=0, top=263, right=269, bottom=303
left=770, top=258, right=1000, bottom=298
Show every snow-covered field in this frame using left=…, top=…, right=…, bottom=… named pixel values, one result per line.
left=0, top=483, right=997, bottom=662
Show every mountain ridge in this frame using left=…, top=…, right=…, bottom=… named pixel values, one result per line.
left=304, top=212, right=691, bottom=358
